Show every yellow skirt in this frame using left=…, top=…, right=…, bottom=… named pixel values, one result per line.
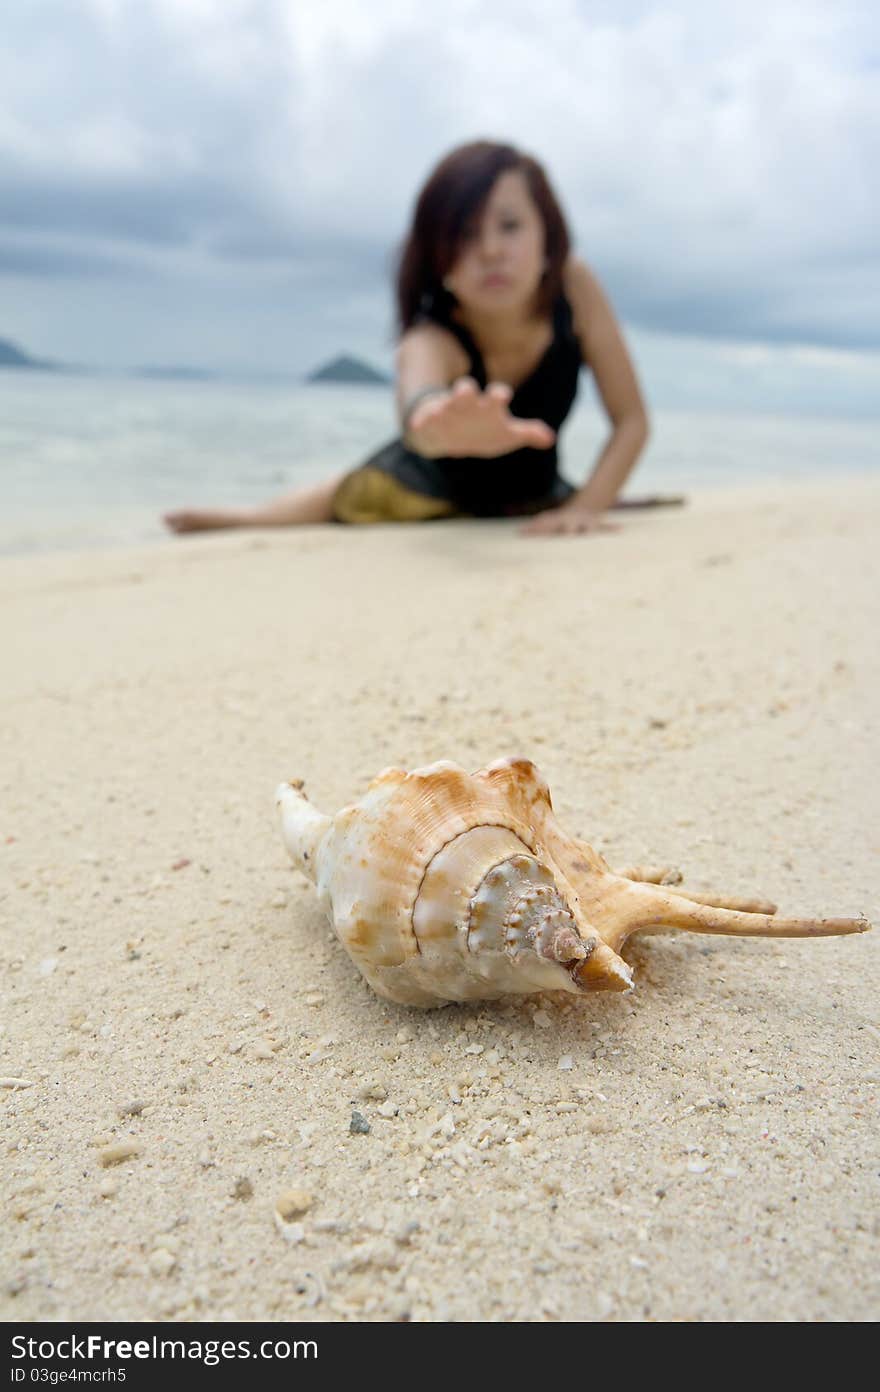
left=332, top=466, right=458, bottom=525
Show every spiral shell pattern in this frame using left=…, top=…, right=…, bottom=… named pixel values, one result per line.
left=281, top=758, right=619, bottom=1005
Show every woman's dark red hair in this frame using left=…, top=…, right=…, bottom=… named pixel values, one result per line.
left=395, top=140, right=571, bottom=333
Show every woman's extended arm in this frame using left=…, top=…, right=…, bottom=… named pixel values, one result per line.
left=397, top=324, right=556, bottom=458
left=522, top=258, right=649, bottom=535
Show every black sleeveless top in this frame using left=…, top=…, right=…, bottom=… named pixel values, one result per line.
left=356, top=290, right=585, bottom=516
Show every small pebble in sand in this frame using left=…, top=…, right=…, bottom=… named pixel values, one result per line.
left=270, top=892, right=287, bottom=908
left=117, top=1100, right=146, bottom=1117
left=586, top=1116, right=613, bottom=1134
left=557, top=1055, right=574, bottom=1071
left=99, top=1178, right=118, bottom=1199
left=349, top=1111, right=371, bottom=1135
left=232, top=1177, right=254, bottom=1201
left=377, top=1101, right=399, bottom=1119
left=275, top=1189, right=312, bottom=1222
left=251, top=1041, right=274, bottom=1061
left=358, top=1081, right=387, bottom=1101
left=149, top=1248, right=177, bottom=1277
left=98, top=1142, right=140, bottom=1168
left=275, top=1219, right=305, bottom=1244
left=0, top=1078, right=35, bottom=1090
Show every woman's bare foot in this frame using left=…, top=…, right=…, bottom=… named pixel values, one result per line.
left=163, top=508, right=254, bottom=534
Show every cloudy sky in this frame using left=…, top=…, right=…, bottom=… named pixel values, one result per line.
left=2, top=0, right=878, bottom=412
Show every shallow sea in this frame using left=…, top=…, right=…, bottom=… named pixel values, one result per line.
left=1, top=371, right=878, bottom=555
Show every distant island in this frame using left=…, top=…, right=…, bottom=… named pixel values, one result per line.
left=306, top=354, right=390, bottom=385
left=0, top=336, right=56, bottom=371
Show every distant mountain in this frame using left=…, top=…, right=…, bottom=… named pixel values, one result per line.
left=306, top=354, right=390, bottom=385
left=0, top=337, right=56, bottom=371
left=135, top=365, right=217, bottom=381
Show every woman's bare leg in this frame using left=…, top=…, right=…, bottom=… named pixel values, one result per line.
left=163, top=474, right=344, bottom=534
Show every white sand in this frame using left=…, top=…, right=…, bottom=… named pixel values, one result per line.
left=2, top=478, right=878, bottom=1322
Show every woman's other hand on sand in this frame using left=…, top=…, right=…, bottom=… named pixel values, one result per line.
left=520, top=502, right=620, bottom=537
left=407, top=377, right=556, bottom=458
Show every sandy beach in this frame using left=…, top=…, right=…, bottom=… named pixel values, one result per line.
left=2, top=476, right=878, bottom=1324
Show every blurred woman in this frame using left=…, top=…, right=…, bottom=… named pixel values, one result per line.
left=164, top=139, right=651, bottom=538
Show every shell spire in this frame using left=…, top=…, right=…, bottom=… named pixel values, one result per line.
left=276, top=779, right=331, bottom=881
left=275, top=758, right=870, bottom=1008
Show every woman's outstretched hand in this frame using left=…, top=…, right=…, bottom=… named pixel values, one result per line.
left=520, top=502, right=620, bottom=537
left=407, top=377, right=556, bottom=458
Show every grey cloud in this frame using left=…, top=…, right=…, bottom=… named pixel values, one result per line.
left=0, top=235, right=157, bottom=280
left=0, top=171, right=242, bottom=247
left=207, top=227, right=394, bottom=279
left=604, top=265, right=880, bottom=351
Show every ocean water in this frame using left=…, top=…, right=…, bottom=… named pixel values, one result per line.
left=1, top=371, right=878, bottom=556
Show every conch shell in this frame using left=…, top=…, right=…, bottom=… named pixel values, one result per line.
left=276, top=757, right=869, bottom=1008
